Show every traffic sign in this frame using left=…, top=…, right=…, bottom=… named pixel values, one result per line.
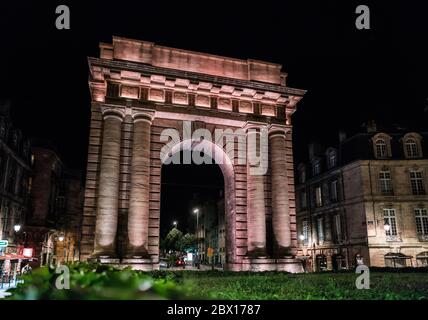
left=0, top=240, right=8, bottom=247
left=207, top=247, right=214, bottom=258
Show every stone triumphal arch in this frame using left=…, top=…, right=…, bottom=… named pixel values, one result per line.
left=81, top=37, right=306, bottom=271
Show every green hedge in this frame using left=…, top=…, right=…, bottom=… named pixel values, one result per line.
left=7, top=263, right=195, bottom=300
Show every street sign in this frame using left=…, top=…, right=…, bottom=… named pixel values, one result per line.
left=0, top=240, right=8, bottom=247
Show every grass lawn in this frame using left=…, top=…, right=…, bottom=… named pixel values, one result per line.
left=6, top=263, right=428, bottom=300
left=177, top=271, right=428, bottom=300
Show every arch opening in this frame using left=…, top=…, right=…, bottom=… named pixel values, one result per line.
left=159, top=139, right=236, bottom=270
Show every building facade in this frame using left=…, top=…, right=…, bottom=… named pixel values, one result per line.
left=296, top=125, right=428, bottom=270
left=0, top=102, right=31, bottom=256
left=82, top=36, right=306, bottom=271
left=25, top=142, right=83, bottom=266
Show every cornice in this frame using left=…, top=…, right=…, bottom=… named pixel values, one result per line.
left=88, top=57, right=307, bottom=98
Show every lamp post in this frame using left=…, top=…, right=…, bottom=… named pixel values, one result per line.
left=193, top=208, right=199, bottom=262
left=193, top=208, right=199, bottom=237
left=172, top=221, right=178, bottom=228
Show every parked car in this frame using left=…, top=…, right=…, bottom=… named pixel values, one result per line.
left=159, top=258, right=169, bottom=269
left=175, top=257, right=186, bottom=268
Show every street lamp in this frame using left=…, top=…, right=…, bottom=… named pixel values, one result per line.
left=173, top=221, right=178, bottom=228
left=299, top=233, right=305, bottom=241
left=193, top=208, right=199, bottom=235
left=193, top=208, right=200, bottom=261
left=14, top=224, right=21, bottom=233
left=384, top=222, right=391, bottom=233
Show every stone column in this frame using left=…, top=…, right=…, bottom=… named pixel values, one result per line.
left=269, top=125, right=291, bottom=256
left=126, top=111, right=153, bottom=258
left=93, top=110, right=123, bottom=257
left=245, top=124, right=267, bottom=256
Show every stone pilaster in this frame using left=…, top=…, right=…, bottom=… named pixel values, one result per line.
left=93, top=109, right=124, bottom=257
left=126, top=111, right=154, bottom=258
left=245, top=123, right=268, bottom=256
left=269, top=125, right=291, bottom=256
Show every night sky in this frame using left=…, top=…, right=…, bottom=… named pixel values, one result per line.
left=1, top=1, right=428, bottom=232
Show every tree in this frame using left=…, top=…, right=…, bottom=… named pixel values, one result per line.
left=178, top=233, right=197, bottom=252
left=164, top=227, right=183, bottom=252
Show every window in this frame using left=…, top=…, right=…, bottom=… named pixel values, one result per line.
left=330, top=180, right=339, bottom=202
left=328, top=151, right=337, bottom=169
left=333, top=214, right=342, bottom=243
left=1, top=206, right=9, bottom=236
left=384, top=209, right=397, bottom=236
left=317, top=217, right=324, bottom=244
left=375, top=139, right=387, bottom=158
left=415, top=208, right=428, bottom=235
left=315, top=186, right=323, bottom=207
left=405, top=138, right=419, bottom=158
left=0, top=119, right=5, bottom=139
left=302, top=220, right=309, bottom=245
left=299, top=169, right=306, bottom=184
left=379, top=170, right=393, bottom=195
left=7, top=162, right=16, bottom=194
left=410, top=171, right=425, bottom=195
left=300, top=191, right=307, bottom=210
left=313, top=160, right=321, bottom=176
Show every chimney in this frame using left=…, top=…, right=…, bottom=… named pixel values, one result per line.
left=338, top=130, right=347, bottom=143
left=366, top=120, right=377, bottom=133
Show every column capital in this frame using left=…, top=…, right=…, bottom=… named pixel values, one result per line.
left=268, top=124, right=290, bottom=138
left=243, top=121, right=268, bottom=133
left=101, top=106, right=125, bottom=122
left=131, top=109, right=155, bottom=124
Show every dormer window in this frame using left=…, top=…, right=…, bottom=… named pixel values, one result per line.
left=313, top=160, right=321, bottom=176
left=403, top=133, right=423, bottom=158
left=372, top=133, right=392, bottom=159
left=326, top=149, right=337, bottom=169
left=375, top=139, right=387, bottom=158
left=405, top=139, right=418, bottom=157
left=300, top=169, right=306, bottom=184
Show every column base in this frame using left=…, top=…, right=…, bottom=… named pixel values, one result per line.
left=88, top=257, right=121, bottom=265
left=241, top=256, right=304, bottom=273
left=121, top=258, right=154, bottom=271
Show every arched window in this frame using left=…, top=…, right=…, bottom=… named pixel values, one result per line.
left=405, top=138, right=419, bottom=158
left=375, top=139, right=387, bottom=158
left=312, top=160, right=321, bottom=176
left=326, top=149, right=337, bottom=169
left=329, top=152, right=337, bottom=168
left=403, top=133, right=423, bottom=158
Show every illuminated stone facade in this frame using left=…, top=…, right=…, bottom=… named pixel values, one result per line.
left=296, top=127, right=428, bottom=270
left=82, top=37, right=306, bottom=271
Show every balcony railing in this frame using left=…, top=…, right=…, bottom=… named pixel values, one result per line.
left=418, top=234, right=428, bottom=242
left=386, top=235, right=402, bottom=242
